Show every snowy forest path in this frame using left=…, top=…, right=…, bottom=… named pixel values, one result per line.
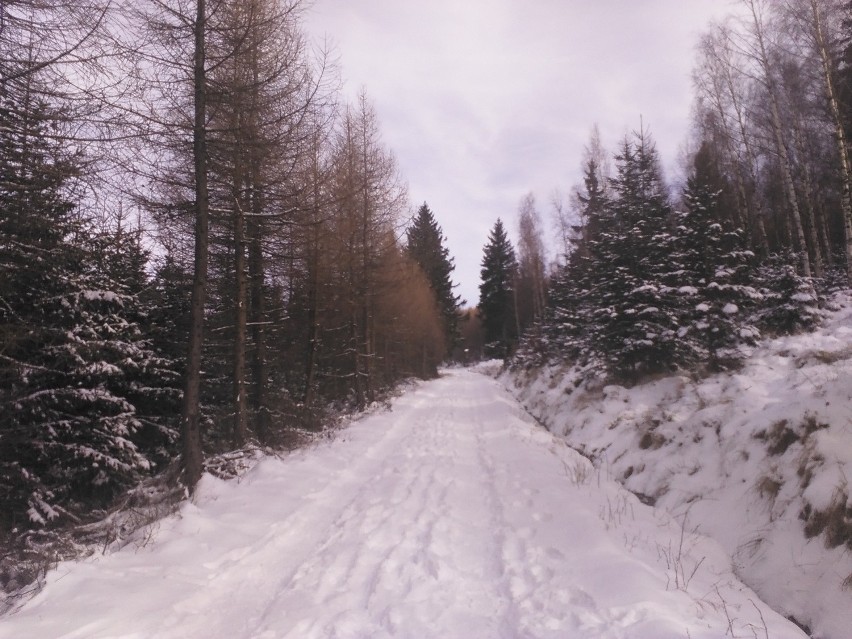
left=0, top=370, right=808, bottom=639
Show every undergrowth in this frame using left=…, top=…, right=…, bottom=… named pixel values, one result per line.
left=0, top=416, right=348, bottom=617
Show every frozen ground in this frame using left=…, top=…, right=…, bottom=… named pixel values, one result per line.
left=504, top=292, right=852, bottom=639
left=0, top=371, right=807, bottom=638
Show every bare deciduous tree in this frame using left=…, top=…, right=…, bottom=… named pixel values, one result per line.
left=516, top=193, right=547, bottom=329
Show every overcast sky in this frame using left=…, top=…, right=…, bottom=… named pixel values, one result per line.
left=304, top=0, right=740, bottom=307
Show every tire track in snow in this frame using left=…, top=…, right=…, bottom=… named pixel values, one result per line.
left=160, top=395, right=435, bottom=638
left=248, top=388, right=488, bottom=638
left=248, top=406, right=439, bottom=636
left=472, top=415, right=522, bottom=639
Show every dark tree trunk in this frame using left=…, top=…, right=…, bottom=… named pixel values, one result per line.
left=181, top=0, right=208, bottom=492
left=303, top=228, right=319, bottom=407
left=232, top=181, right=248, bottom=448
left=248, top=206, right=269, bottom=442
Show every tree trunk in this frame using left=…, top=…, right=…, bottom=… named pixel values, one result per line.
left=181, top=0, right=208, bottom=492
left=229, top=28, right=249, bottom=448
left=745, top=0, right=813, bottom=277
left=303, top=218, right=320, bottom=407
left=232, top=186, right=248, bottom=448
left=791, top=115, right=824, bottom=277
left=810, top=0, right=852, bottom=283
left=243, top=14, right=269, bottom=444
left=247, top=195, right=268, bottom=441
left=351, top=313, right=364, bottom=409
left=768, top=98, right=812, bottom=276
left=361, top=126, right=375, bottom=404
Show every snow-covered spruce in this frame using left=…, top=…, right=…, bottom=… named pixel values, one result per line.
left=0, top=92, right=181, bottom=533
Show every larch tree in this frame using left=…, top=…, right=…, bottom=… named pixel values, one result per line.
left=0, top=0, right=469, bottom=540
left=323, top=93, right=407, bottom=407
left=181, top=0, right=210, bottom=490
left=204, top=0, right=323, bottom=446
left=129, top=0, right=217, bottom=490
left=374, top=245, right=445, bottom=379
left=292, top=114, right=336, bottom=408
left=405, top=203, right=463, bottom=358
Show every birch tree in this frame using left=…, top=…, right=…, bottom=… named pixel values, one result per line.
left=787, top=0, right=852, bottom=282
left=737, top=0, right=820, bottom=277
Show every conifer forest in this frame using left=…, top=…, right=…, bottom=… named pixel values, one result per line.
left=0, top=0, right=462, bottom=538
left=2, top=0, right=852, bottom=610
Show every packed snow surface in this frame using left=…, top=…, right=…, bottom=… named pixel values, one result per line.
left=0, top=371, right=808, bottom=638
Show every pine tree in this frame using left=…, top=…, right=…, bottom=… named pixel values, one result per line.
left=406, top=203, right=463, bottom=358
left=478, top=219, right=518, bottom=359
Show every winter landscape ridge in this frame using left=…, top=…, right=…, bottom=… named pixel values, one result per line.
left=1, top=293, right=851, bottom=638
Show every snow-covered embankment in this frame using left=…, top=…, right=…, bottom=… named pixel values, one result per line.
left=503, top=294, right=852, bottom=638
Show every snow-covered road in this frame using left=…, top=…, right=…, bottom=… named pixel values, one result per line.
left=0, top=370, right=807, bottom=638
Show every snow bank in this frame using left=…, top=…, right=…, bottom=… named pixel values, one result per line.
left=503, top=292, right=852, bottom=639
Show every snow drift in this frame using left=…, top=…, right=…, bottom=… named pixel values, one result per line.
left=503, top=292, right=852, bottom=638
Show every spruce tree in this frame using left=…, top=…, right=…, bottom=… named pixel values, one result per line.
left=753, top=252, right=820, bottom=335
left=0, top=87, right=81, bottom=528
left=406, top=203, right=463, bottom=358
left=544, top=157, right=610, bottom=364
left=585, top=132, right=683, bottom=380
left=91, top=231, right=183, bottom=470
left=0, top=85, right=166, bottom=531
left=478, top=219, right=518, bottom=359
left=676, top=143, right=759, bottom=371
